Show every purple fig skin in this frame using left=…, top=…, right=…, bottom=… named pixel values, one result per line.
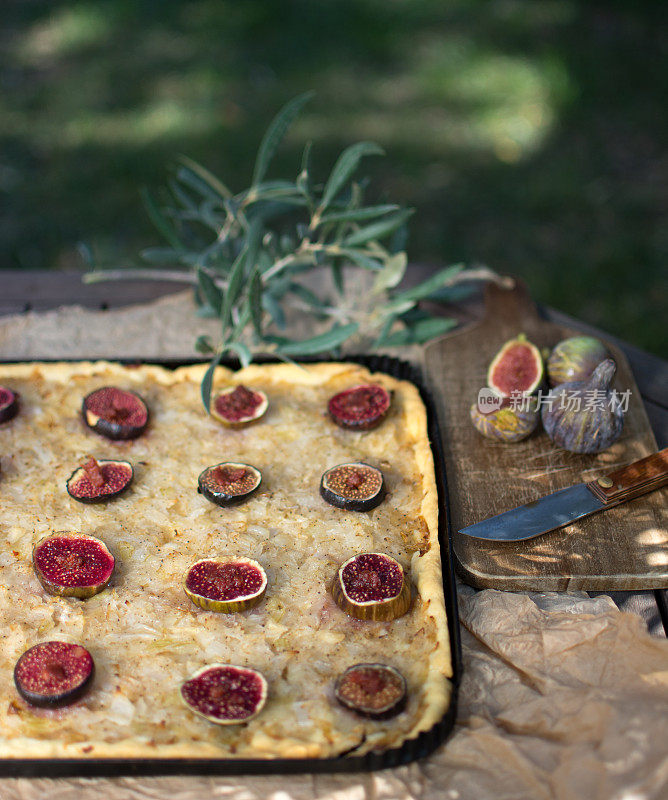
left=82, top=387, right=148, bottom=441
left=541, top=359, right=624, bottom=454
left=328, top=385, right=391, bottom=431
left=198, top=462, right=262, bottom=507
left=66, top=458, right=133, bottom=503
left=547, top=336, right=609, bottom=387
left=320, top=463, right=386, bottom=511
left=470, top=397, right=539, bottom=443
left=0, top=386, right=19, bottom=423
left=335, top=663, right=407, bottom=718
left=180, top=664, right=268, bottom=724
left=14, top=641, right=94, bottom=707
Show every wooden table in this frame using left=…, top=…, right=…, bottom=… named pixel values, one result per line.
left=2, top=268, right=666, bottom=635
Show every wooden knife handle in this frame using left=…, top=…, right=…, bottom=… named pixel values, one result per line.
left=586, top=447, right=668, bottom=505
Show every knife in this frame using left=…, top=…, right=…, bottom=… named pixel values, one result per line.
left=458, top=447, right=668, bottom=542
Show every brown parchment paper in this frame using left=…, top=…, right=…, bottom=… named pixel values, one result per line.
left=1, top=294, right=667, bottom=800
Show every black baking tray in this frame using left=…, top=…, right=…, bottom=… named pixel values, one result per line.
left=1, top=353, right=461, bottom=776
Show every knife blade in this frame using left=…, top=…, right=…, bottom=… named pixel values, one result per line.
left=458, top=447, right=668, bottom=542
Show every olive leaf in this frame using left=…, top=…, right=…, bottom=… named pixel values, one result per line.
left=86, top=94, right=499, bottom=410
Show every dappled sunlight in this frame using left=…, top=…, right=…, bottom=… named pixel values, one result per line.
left=296, top=38, right=565, bottom=163
left=1, top=0, right=665, bottom=353
left=15, top=4, right=109, bottom=63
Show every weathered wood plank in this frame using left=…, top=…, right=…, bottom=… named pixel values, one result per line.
left=424, top=280, right=667, bottom=592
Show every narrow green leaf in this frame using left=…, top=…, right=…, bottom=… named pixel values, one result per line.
left=224, top=341, right=252, bottom=368
left=262, top=293, right=286, bottom=329
left=331, top=261, right=344, bottom=295
left=201, top=350, right=224, bottom=412
left=248, top=269, right=263, bottom=337
left=252, top=91, right=314, bottom=187
left=338, top=248, right=384, bottom=271
left=141, top=188, right=183, bottom=250
left=168, top=179, right=198, bottom=211
left=277, top=322, right=358, bottom=356
left=178, top=155, right=232, bottom=200
left=386, top=264, right=465, bottom=308
left=288, top=282, right=328, bottom=312
left=372, top=251, right=407, bottom=293
left=371, top=314, right=397, bottom=348
left=297, top=141, right=313, bottom=198
left=176, top=167, right=226, bottom=207
left=196, top=266, right=223, bottom=314
left=321, top=142, right=384, bottom=209
left=343, top=209, right=414, bottom=247
left=195, top=334, right=215, bottom=354
left=319, top=204, right=399, bottom=225
left=220, top=248, right=247, bottom=328
left=381, top=316, right=457, bottom=346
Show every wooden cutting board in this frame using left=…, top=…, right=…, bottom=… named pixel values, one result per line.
left=424, top=280, right=668, bottom=591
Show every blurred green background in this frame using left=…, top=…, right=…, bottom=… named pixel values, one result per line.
left=1, top=0, right=666, bottom=355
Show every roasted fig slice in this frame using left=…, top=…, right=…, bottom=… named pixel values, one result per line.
left=210, top=385, right=268, bottom=427
left=198, top=462, right=261, bottom=507
left=181, top=664, right=268, bottom=724
left=331, top=553, right=411, bottom=621
left=66, top=457, right=133, bottom=503
left=82, top=386, right=149, bottom=440
left=0, top=386, right=19, bottom=423
left=320, top=463, right=385, bottom=511
left=184, top=557, right=267, bottom=613
left=335, top=663, right=407, bottom=718
left=14, top=641, right=94, bottom=707
left=33, top=533, right=115, bottom=599
left=328, top=384, right=391, bottom=430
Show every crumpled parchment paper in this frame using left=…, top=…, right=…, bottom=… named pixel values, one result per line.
left=0, top=296, right=666, bottom=800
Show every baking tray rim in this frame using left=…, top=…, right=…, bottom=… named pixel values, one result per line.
left=0, top=353, right=461, bottom=776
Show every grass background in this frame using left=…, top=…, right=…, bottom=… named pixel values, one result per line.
left=1, top=0, right=666, bottom=355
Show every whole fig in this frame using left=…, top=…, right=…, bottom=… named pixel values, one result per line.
left=547, top=336, right=609, bottom=387
left=541, top=359, right=624, bottom=454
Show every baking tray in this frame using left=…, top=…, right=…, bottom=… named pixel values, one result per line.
left=0, top=353, right=461, bottom=776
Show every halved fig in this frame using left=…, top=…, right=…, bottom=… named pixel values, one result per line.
left=335, top=663, right=407, bottom=718
left=0, top=386, right=19, bottom=423
left=328, top=384, right=391, bottom=430
left=14, top=641, right=94, bottom=707
left=184, top=557, right=267, bottom=613
left=198, top=462, right=261, bottom=507
left=82, top=386, right=148, bottom=440
left=33, top=533, right=115, bottom=599
left=320, top=463, right=385, bottom=511
left=331, top=553, right=411, bottom=621
left=210, top=385, right=268, bottom=427
left=181, top=664, right=268, bottom=724
left=66, top=457, right=133, bottom=503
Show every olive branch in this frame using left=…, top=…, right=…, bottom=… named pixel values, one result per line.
left=84, top=92, right=503, bottom=410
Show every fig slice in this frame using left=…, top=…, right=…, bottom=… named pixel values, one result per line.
left=320, top=462, right=385, bottom=511
left=335, top=663, right=407, bottom=718
left=14, top=641, right=94, bottom=707
left=332, top=553, right=411, bottom=621
left=184, top=557, right=267, bottom=613
left=66, top=457, right=133, bottom=503
left=487, top=334, right=543, bottom=397
left=198, top=462, right=261, bottom=507
left=33, top=533, right=115, bottom=599
left=82, top=386, right=149, bottom=440
left=328, top=384, right=391, bottom=430
left=0, top=386, right=19, bottom=423
left=181, top=664, right=268, bottom=724
left=210, top=385, right=268, bottom=427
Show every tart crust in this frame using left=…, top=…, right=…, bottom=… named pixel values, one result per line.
left=0, top=361, right=451, bottom=760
